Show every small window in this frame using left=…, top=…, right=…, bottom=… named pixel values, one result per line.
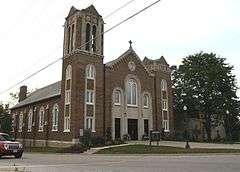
left=65, top=105, right=70, bottom=117
left=86, top=90, right=94, bottom=105
left=161, top=79, right=167, bottom=91
left=65, top=90, right=71, bottom=104
left=39, top=107, right=44, bottom=132
left=114, top=90, right=121, bottom=105
left=162, top=100, right=168, bottom=110
left=66, top=65, right=72, bottom=80
left=18, top=112, right=23, bottom=132
left=143, top=94, right=149, bottom=108
left=64, top=104, right=70, bottom=132
left=86, top=118, right=93, bottom=130
left=28, top=110, right=33, bottom=132
left=86, top=65, right=95, bottom=79
left=52, top=104, right=59, bottom=131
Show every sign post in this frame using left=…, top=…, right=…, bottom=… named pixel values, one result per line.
left=149, top=130, right=161, bottom=146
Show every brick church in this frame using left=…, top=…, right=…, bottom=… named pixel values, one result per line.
left=10, top=5, right=174, bottom=147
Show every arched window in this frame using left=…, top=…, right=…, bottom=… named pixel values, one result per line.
left=86, top=64, right=95, bottom=79
left=39, top=107, right=44, bottom=132
left=127, top=79, right=137, bottom=106
left=143, top=94, right=149, bottom=108
left=114, top=90, right=121, bottom=105
left=65, top=65, right=72, bottom=104
left=92, top=25, right=97, bottom=52
left=161, top=79, right=167, bottom=91
left=85, top=23, right=91, bottom=51
left=28, top=109, right=33, bottom=132
left=71, top=24, right=75, bottom=51
left=64, top=65, right=72, bottom=132
left=52, top=104, right=59, bottom=131
left=67, top=27, right=71, bottom=53
left=18, top=112, right=23, bottom=132
left=161, top=79, right=169, bottom=132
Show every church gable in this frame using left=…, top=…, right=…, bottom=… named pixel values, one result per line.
left=105, top=47, right=152, bottom=77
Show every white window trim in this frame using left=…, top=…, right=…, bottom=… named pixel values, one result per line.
left=162, top=119, right=170, bottom=132
left=161, top=79, right=167, bottom=91
left=38, top=108, right=44, bottom=132
left=162, top=99, right=168, bottom=111
left=114, top=90, right=121, bottom=106
left=27, top=110, right=33, bottom=132
left=127, top=79, right=138, bottom=107
left=18, top=112, right=23, bottom=132
left=86, top=65, right=95, bottom=80
left=52, top=104, right=59, bottom=132
left=64, top=105, right=71, bottom=132
left=86, top=90, right=95, bottom=105
left=85, top=117, right=96, bottom=132
left=143, top=94, right=149, bottom=108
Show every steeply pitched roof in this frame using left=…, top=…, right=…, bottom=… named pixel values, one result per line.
left=143, top=56, right=169, bottom=66
left=105, top=47, right=153, bottom=76
left=11, top=81, right=61, bottom=109
left=83, top=5, right=101, bottom=16
left=66, top=6, right=79, bottom=18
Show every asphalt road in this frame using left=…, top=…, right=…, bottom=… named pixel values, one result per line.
left=1, top=153, right=240, bottom=172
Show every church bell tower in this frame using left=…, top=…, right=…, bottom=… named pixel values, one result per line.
left=63, top=5, right=104, bottom=56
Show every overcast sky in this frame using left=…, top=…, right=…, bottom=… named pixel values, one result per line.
left=0, top=0, right=239, bottom=105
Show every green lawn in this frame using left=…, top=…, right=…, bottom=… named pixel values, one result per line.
left=24, top=147, right=62, bottom=153
left=96, top=145, right=240, bottom=154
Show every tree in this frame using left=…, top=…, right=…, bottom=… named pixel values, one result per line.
left=172, top=52, right=240, bottom=141
left=0, top=104, right=12, bottom=134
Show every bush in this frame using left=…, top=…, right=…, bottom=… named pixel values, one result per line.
left=106, top=139, right=125, bottom=146
left=58, top=144, right=88, bottom=153
left=82, top=129, right=92, bottom=148
left=91, top=136, right=106, bottom=147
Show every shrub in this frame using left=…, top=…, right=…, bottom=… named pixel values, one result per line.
left=58, top=144, right=88, bottom=153
left=91, top=136, right=106, bottom=147
left=82, top=129, right=92, bottom=148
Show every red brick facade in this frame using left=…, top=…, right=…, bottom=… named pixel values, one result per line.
left=10, top=5, right=174, bottom=147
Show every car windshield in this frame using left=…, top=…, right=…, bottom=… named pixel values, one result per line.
left=0, top=135, right=7, bottom=141
left=0, top=134, right=12, bottom=141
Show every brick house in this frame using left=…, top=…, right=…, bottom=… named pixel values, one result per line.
left=10, top=5, right=174, bottom=147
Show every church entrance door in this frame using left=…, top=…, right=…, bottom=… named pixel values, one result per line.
left=128, top=119, right=138, bottom=140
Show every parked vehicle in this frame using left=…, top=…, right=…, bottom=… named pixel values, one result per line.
left=0, top=133, right=23, bottom=158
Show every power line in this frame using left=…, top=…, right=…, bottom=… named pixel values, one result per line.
left=0, top=0, right=161, bottom=96
left=7, top=0, right=136, bottom=83
left=104, top=0, right=136, bottom=19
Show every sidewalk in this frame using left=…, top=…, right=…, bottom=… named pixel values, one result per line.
left=82, top=143, right=131, bottom=154
left=83, top=141, right=240, bottom=154
left=127, top=140, right=240, bottom=150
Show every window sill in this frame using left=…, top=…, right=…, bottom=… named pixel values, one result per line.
left=38, top=130, right=43, bottom=132
left=127, top=104, right=138, bottom=108
left=86, top=103, right=94, bottom=105
left=52, top=130, right=58, bottom=132
left=164, top=130, right=170, bottom=132
left=27, top=130, right=31, bottom=132
left=63, top=130, right=70, bottom=133
left=143, top=106, right=149, bottom=109
left=114, top=103, right=121, bottom=106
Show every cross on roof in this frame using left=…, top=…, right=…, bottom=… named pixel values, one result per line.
left=129, top=40, right=133, bottom=48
